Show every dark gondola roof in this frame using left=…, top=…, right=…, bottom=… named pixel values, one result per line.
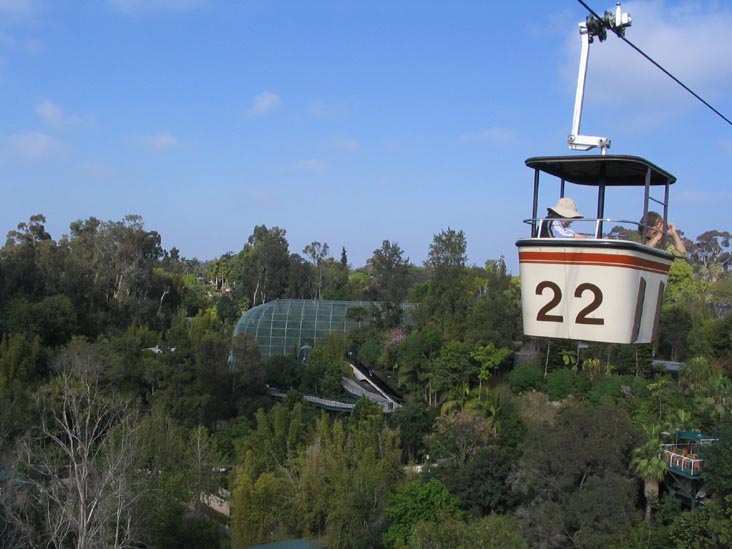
left=525, top=154, right=676, bottom=186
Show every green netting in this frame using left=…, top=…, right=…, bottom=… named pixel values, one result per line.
left=233, top=299, right=413, bottom=359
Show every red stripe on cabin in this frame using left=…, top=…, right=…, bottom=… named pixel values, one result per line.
left=518, top=251, right=671, bottom=275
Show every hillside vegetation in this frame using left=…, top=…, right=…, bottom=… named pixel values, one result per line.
left=2, top=214, right=732, bottom=548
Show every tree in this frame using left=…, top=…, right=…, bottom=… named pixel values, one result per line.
left=382, top=478, right=461, bottom=548
left=419, top=228, right=470, bottom=338
left=0, top=333, right=42, bottom=390
left=464, top=258, right=521, bottom=348
left=631, top=426, right=668, bottom=522
left=231, top=332, right=265, bottom=399
left=668, top=501, right=732, bottom=549
left=702, top=415, right=732, bottom=499
left=301, top=335, right=347, bottom=397
left=410, top=513, right=528, bottom=549
left=5, top=340, right=146, bottom=548
left=395, top=328, right=442, bottom=405
left=438, top=445, right=518, bottom=516
left=368, top=240, right=411, bottom=327
left=516, top=405, right=638, bottom=505
left=388, top=400, right=437, bottom=463
left=514, top=406, right=641, bottom=547
left=427, top=411, right=494, bottom=466
left=471, top=343, right=512, bottom=397
left=231, top=225, right=291, bottom=307
left=425, top=228, right=467, bottom=274
left=1, top=214, right=54, bottom=301
left=303, top=241, right=330, bottom=300
left=433, top=340, right=477, bottom=409
left=688, top=230, right=732, bottom=282
left=659, top=305, right=694, bottom=362
left=230, top=470, right=291, bottom=547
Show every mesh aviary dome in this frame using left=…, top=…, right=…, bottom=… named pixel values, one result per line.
left=233, top=299, right=413, bottom=359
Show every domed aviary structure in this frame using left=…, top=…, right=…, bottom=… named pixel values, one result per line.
left=233, top=299, right=414, bottom=360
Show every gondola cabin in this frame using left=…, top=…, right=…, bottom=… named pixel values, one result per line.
left=516, top=154, right=676, bottom=344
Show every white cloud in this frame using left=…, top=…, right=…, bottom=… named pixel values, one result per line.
left=80, top=161, right=114, bottom=178
left=36, top=99, right=91, bottom=129
left=458, top=128, right=517, bottom=145
left=7, top=131, right=64, bottom=159
left=129, top=133, right=179, bottom=151
left=327, top=136, right=361, bottom=152
left=676, top=189, right=732, bottom=204
left=244, top=91, right=281, bottom=118
left=308, top=99, right=349, bottom=117
left=0, top=0, right=39, bottom=18
left=107, top=0, right=206, bottom=14
left=383, top=139, right=405, bottom=153
left=252, top=190, right=272, bottom=202
left=562, top=1, right=732, bottom=107
left=293, top=159, right=327, bottom=172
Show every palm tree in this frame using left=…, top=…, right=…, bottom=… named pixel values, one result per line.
left=631, top=427, right=668, bottom=522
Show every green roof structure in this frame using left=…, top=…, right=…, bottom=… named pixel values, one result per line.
left=233, top=299, right=414, bottom=360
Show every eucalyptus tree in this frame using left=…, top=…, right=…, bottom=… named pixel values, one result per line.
left=1, top=214, right=54, bottom=302
left=368, top=240, right=411, bottom=327
left=5, top=340, right=147, bottom=548
left=303, top=241, right=330, bottom=300
left=231, top=225, right=291, bottom=307
left=687, top=230, right=732, bottom=282
left=515, top=405, right=640, bottom=547
left=418, top=228, right=470, bottom=339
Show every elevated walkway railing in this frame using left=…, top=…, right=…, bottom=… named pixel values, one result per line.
left=266, top=384, right=397, bottom=413
left=661, top=444, right=706, bottom=477
left=346, top=359, right=402, bottom=405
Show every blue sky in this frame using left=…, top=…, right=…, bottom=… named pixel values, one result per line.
left=1, top=0, right=730, bottom=273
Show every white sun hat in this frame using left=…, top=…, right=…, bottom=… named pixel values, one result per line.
left=548, top=197, right=583, bottom=219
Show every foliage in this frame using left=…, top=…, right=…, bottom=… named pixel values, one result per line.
left=630, top=425, right=668, bottom=522
left=230, top=470, right=291, bottom=547
left=3, top=340, right=147, bottom=548
left=516, top=405, right=638, bottom=499
left=382, top=478, right=461, bottom=548
left=388, top=400, right=438, bottom=463
left=668, top=499, right=732, bottom=549
left=302, top=334, right=348, bottom=397
left=426, top=411, right=495, bottom=466
left=4, top=213, right=732, bottom=547
left=516, top=405, right=641, bottom=547
left=368, top=240, right=412, bottom=327
left=702, top=416, right=732, bottom=498
left=416, top=228, right=470, bottom=340
left=471, top=342, right=512, bottom=396
left=410, top=513, right=528, bottom=549
left=546, top=367, right=575, bottom=401
left=609, top=520, right=671, bottom=549
left=437, top=445, right=519, bottom=516
left=688, top=230, right=732, bottom=282
left=507, top=362, right=544, bottom=394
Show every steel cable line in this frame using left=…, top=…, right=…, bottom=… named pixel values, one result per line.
left=577, top=0, right=732, bottom=127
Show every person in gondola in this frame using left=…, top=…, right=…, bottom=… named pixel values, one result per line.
left=639, top=211, right=686, bottom=257
left=540, top=197, right=588, bottom=239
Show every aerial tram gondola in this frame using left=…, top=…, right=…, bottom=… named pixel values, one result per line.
left=516, top=3, right=677, bottom=344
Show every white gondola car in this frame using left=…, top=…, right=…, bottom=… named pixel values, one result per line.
left=516, top=154, right=676, bottom=344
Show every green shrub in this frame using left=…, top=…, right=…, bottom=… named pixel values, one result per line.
left=546, top=368, right=575, bottom=401
left=507, top=363, right=544, bottom=394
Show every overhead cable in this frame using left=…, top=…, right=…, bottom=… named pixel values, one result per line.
left=577, top=0, right=732, bottom=127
